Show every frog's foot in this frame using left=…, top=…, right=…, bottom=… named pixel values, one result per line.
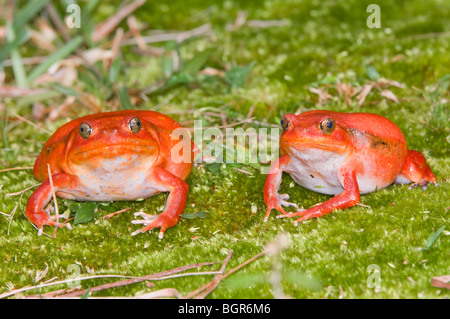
left=408, top=181, right=438, bottom=191
left=27, top=209, right=72, bottom=236
left=276, top=208, right=305, bottom=219
left=276, top=208, right=325, bottom=226
left=131, top=211, right=176, bottom=239
left=278, top=194, right=299, bottom=210
left=264, top=193, right=298, bottom=222
left=35, top=217, right=72, bottom=236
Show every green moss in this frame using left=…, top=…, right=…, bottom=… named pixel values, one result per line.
left=1, top=0, right=449, bottom=299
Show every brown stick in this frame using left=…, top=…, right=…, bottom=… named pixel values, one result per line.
left=58, top=261, right=220, bottom=298
left=102, top=207, right=132, bottom=219
left=185, top=249, right=266, bottom=299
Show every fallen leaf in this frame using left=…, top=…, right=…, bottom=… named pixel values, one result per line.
left=431, top=275, right=450, bottom=290
left=356, top=84, right=373, bottom=106
left=381, top=89, right=399, bottom=103
left=309, top=86, right=333, bottom=104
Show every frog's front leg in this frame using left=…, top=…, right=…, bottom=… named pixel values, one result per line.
left=131, top=167, right=189, bottom=239
left=263, top=155, right=299, bottom=222
left=277, top=169, right=360, bottom=225
left=26, top=173, right=77, bottom=235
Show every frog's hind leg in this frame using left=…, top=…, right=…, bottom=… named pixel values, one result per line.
left=395, top=150, right=437, bottom=190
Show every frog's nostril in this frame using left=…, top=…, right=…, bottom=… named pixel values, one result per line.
left=103, top=129, right=118, bottom=135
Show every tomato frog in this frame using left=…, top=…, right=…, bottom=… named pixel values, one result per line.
left=26, top=110, right=195, bottom=238
left=264, top=110, right=437, bottom=225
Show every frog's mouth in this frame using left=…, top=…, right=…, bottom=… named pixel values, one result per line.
left=69, top=143, right=157, bottom=162
left=280, top=139, right=348, bottom=155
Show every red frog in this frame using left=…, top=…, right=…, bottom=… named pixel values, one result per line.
left=26, top=110, right=195, bottom=238
left=264, top=110, right=437, bottom=225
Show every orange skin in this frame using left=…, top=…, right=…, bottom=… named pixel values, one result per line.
left=264, top=110, right=437, bottom=225
left=26, top=110, right=195, bottom=238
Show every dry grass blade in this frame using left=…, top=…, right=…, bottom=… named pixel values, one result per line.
left=134, top=288, right=182, bottom=299
left=46, top=164, right=59, bottom=237
left=4, top=183, right=40, bottom=197
left=0, top=166, right=33, bottom=173
left=121, top=23, right=212, bottom=46
left=247, top=19, right=290, bottom=28
left=0, top=86, right=48, bottom=97
left=232, top=167, right=254, bottom=175
left=356, top=84, right=373, bottom=107
left=127, top=15, right=147, bottom=50
left=92, top=0, right=146, bottom=43
left=9, top=111, right=52, bottom=134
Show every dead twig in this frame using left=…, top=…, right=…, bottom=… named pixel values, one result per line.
left=184, top=250, right=234, bottom=299
left=57, top=261, right=220, bottom=298
left=185, top=249, right=266, bottom=299
left=0, top=86, right=49, bottom=98
left=102, top=207, right=132, bottom=219
left=0, top=274, right=147, bottom=299
left=247, top=20, right=290, bottom=28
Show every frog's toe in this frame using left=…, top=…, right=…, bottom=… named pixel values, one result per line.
left=276, top=209, right=305, bottom=220
left=408, top=181, right=437, bottom=191
left=279, top=194, right=299, bottom=209
left=36, top=220, right=72, bottom=236
left=131, top=213, right=171, bottom=239
left=48, top=213, right=70, bottom=221
left=131, top=222, right=165, bottom=239
left=131, top=211, right=158, bottom=225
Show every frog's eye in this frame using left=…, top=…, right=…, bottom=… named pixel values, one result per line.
left=129, top=117, right=142, bottom=134
left=319, top=118, right=335, bottom=134
left=79, top=123, right=92, bottom=139
left=280, top=115, right=290, bottom=131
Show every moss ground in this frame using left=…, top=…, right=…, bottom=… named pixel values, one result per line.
left=0, top=0, right=449, bottom=298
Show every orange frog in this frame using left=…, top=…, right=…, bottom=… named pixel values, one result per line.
left=264, top=110, right=437, bottom=225
left=26, top=110, right=195, bottom=238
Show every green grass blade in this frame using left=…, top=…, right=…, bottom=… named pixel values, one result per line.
left=0, top=28, right=29, bottom=64
left=6, top=23, right=28, bottom=88
left=181, top=47, right=215, bottom=75
left=13, top=0, right=51, bottom=31
left=118, top=86, right=133, bottom=110
left=28, top=36, right=83, bottom=83
left=423, top=226, right=446, bottom=250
